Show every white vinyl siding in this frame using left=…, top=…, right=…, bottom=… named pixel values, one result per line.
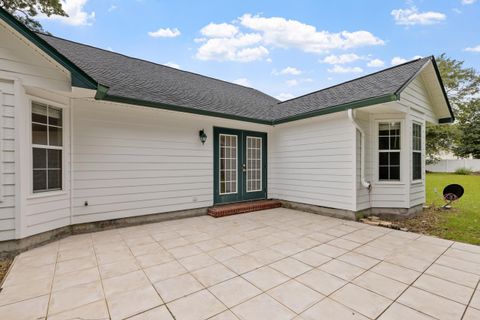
left=398, top=76, right=437, bottom=123
left=71, top=99, right=271, bottom=225
left=269, top=113, right=356, bottom=211
left=0, top=80, right=16, bottom=240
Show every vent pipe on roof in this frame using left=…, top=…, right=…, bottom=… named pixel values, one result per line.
left=348, top=109, right=371, bottom=190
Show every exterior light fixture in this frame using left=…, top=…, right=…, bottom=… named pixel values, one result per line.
left=199, top=129, right=207, bottom=145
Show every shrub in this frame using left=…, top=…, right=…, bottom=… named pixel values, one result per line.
left=454, top=167, right=473, bottom=175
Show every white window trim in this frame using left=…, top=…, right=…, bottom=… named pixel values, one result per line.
left=27, top=96, right=67, bottom=198
left=219, top=134, right=238, bottom=196
left=411, top=121, right=424, bottom=184
left=246, top=136, right=262, bottom=193
left=374, top=119, right=405, bottom=185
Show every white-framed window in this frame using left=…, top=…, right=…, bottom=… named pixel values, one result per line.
left=378, top=121, right=401, bottom=181
left=31, top=102, right=63, bottom=193
left=412, top=122, right=422, bottom=181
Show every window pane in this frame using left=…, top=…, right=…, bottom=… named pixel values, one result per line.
left=33, top=148, right=47, bottom=169
left=48, top=169, right=62, bottom=190
left=379, top=124, right=390, bottom=136
left=390, top=123, right=400, bottom=135
left=32, top=103, right=47, bottom=124
left=390, top=152, right=400, bottom=166
left=379, top=152, right=388, bottom=166
left=49, top=126, right=63, bottom=146
left=32, top=124, right=48, bottom=145
left=390, top=166, right=400, bottom=180
left=412, top=123, right=422, bottom=151
left=48, top=150, right=62, bottom=169
left=379, top=137, right=389, bottom=150
left=379, top=166, right=389, bottom=180
left=390, top=136, right=400, bottom=150
left=33, top=170, right=47, bottom=191
left=413, top=152, right=422, bottom=180
left=48, top=107, right=62, bottom=126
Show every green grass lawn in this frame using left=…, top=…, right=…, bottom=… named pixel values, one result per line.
left=425, top=173, right=480, bottom=245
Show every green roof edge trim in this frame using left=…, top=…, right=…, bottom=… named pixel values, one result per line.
left=0, top=7, right=98, bottom=90
left=100, top=94, right=273, bottom=125
left=272, top=94, right=399, bottom=125
left=95, top=84, right=109, bottom=100
left=439, top=117, right=454, bottom=124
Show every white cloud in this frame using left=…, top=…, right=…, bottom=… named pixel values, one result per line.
left=452, top=8, right=462, bottom=14
left=391, top=55, right=423, bottom=65
left=275, top=67, right=302, bottom=76
left=465, top=45, right=480, bottom=52
left=239, top=14, right=384, bottom=53
left=108, top=4, right=117, bottom=12
left=275, top=93, right=295, bottom=101
left=233, top=78, right=251, bottom=86
left=321, top=53, right=361, bottom=64
left=41, top=0, right=95, bottom=26
left=196, top=33, right=268, bottom=62
left=391, top=57, right=408, bottom=65
left=462, top=0, right=477, bottom=4
left=195, top=13, right=383, bottom=62
left=201, top=23, right=239, bottom=37
left=148, top=27, right=181, bottom=38
left=391, top=7, right=446, bottom=26
left=286, top=79, right=299, bottom=87
left=327, top=65, right=363, bottom=74
left=367, top=58, right=385, bottom=68
left=164, top=62, right=180, bottom=69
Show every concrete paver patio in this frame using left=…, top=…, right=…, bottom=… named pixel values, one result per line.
left=1, top=208, right=479, bottom=320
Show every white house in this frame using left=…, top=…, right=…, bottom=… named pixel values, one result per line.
left=0, top=8, right=453, bottom=250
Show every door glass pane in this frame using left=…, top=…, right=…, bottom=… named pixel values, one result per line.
left=246, top=136, right=262, bottom=192
left=219, top=134, right=237, bottom=195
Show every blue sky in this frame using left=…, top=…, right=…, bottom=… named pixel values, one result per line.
left=40, top=0, right=480, bottom=100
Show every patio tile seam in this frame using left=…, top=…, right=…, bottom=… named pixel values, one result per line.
left=374, top=240, right=459, bottom=320
left=296, top=230, right=393, bottom=319
left=43, top=244, right=60, bottom=318
left=90, top=237, right=113, bottom=320
left=462, top=279, right=480, bottom=319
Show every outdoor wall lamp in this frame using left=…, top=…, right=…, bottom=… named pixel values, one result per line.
left=199, top=129, right=207, bottom=145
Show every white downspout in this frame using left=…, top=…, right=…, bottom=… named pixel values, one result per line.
left=348, top=109, right=371, bottom=190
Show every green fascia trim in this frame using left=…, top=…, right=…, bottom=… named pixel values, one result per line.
left=439, top=117, right=454, bottom=124
left=100, top=94, right=273, bottom=125
left=272, top=94, right=399, bottom=124
left=0, top=7, right=98, bottom=90
left=431, top=57, right=455, bottom=122
left=95, top=84, right=109, bottom=100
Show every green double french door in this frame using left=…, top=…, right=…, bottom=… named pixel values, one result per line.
left=213, top=127, right=267, bottom=204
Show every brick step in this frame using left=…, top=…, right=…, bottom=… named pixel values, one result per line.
left=208, top=200, right=282, bottom=218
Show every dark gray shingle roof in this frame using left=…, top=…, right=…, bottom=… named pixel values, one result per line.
left=37, top=33, right=437, bottom=123
left=38, top=33, right=279, bottom=121
left=271, top=57, right=432, bottom=121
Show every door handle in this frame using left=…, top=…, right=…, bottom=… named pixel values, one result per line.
left=242, top=163, right=246, bottom=172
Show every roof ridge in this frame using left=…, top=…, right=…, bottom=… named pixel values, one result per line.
left=36, top=32, right=278, bottom=101
left=275, top=56, right=432, bottom=106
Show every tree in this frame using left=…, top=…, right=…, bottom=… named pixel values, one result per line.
left=436, top=53, right=480, bottom=105
left=426, top=54, right=480, bottom=163
left=0, top=0, right=67, bottom=32
left=454, top=99, right=480, bottom=158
